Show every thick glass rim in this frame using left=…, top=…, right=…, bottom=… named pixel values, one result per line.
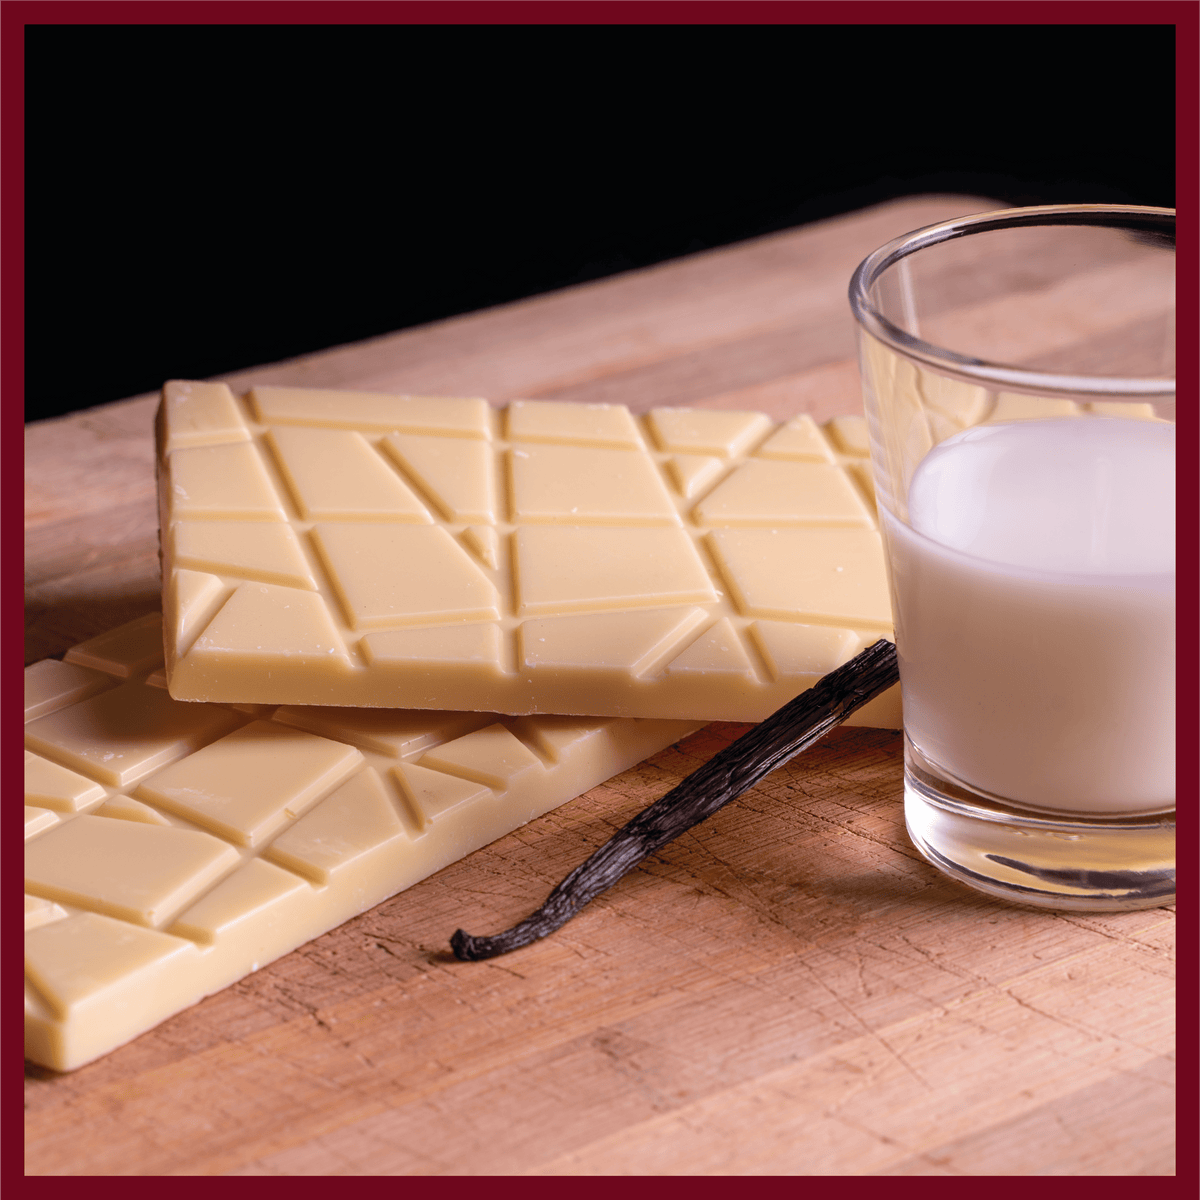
left=848, top=204, right=1176, bottom=400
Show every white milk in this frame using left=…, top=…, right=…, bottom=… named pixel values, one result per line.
left=882, top=417, right=1175, bottom=813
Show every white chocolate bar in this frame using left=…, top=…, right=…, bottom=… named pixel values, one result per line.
left=24, top=616, right=702, bottom=1071
left=157, top=383, right=902, bottom=726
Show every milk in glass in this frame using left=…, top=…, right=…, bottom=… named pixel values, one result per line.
left=882, top=416, right=1175, bottom=814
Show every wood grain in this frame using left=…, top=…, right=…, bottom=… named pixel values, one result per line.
left=23, top=196, right=1175, bottom=1176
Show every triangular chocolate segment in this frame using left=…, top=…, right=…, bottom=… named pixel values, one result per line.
left=664, top=618, right=756, bottom=678
left=192, top=581, right=351, bottom=664
left=647, top=407, right=772, bottom=456
left=312, top=524, right=500, bottom=629
left=693, top=460, right=873, bottom=526
left=382, top=433, right=495, bottom=523
left=665, top=454, right=724, bottom=500
left=265, top=768, right=407, bottom=883
left=755, top=414, right=835, bottom=462
left=519, top=608, right=708, bottom=676
left=267, top=427, right=431, bottom=521
left=172, top=520, right=317, bottom=589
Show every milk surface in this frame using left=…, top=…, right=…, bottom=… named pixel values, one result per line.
left=883, top=417, right=1175, bottom=813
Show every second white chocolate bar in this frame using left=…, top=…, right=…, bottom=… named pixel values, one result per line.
left=25, top=616, right=703, bottom=1072
left=158, top=384, right=901, bottom=725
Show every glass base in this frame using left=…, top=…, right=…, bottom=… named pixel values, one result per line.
left=904, top=739, right=1174, bottom=911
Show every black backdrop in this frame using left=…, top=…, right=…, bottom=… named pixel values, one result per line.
left=24, top=22, right=1176, bottom=421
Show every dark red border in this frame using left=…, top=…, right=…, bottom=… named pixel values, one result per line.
left=16, top=2, right=1180, bottom=1152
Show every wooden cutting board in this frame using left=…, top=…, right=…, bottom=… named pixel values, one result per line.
left=24, top=196, right=1175, bottom=1176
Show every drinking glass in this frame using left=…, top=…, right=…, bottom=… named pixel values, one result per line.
left=849, top=205, right=1175, bottom=911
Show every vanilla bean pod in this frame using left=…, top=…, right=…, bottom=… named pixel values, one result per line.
left=451, top=638, right=899, bottom=961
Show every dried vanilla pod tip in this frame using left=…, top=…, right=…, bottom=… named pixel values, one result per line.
left=157, top=381, right=901, bottom=727
left=23, top=615, right=702, bottom=1072
left=451, top=639, right=900, bottom=961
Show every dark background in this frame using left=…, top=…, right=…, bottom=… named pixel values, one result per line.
left=24, top=22, right=1176, bottom=421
